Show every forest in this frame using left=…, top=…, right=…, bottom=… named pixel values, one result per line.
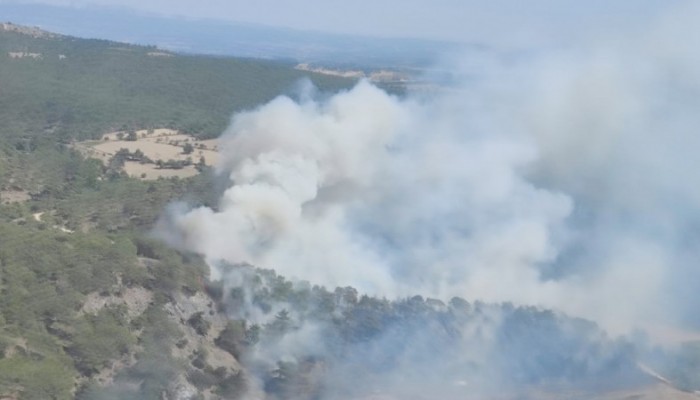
left=0, top=24, right=699, bottom=400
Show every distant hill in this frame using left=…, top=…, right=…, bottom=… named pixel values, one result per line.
left=0, top=22, right=354, bottom=141
left=0, top=3, right=472, bottom=70
left=0, top=22, right=355, bottom=217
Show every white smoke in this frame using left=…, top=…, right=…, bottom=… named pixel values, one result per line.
left=165, top=1, right=700, bottom=335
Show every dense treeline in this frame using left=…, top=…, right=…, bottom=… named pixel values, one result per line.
left=0, top=26, right=351, bottom=399
left=0, top=221, right=207, bottom=398
left=0, top=138, right=221, bottom=234
left=0, top=26, right=353, bottom=229
left=201, top=265, right=646, bottom=400
left=0, top=29, right=353, bottom=141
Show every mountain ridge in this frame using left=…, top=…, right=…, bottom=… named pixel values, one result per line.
left=0, top=3, right=472, bottom=69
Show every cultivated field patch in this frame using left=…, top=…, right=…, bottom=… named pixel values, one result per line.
left=75, top=128, right=220, bottom=180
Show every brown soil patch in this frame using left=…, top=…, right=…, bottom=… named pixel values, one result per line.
left=295, top=64, right=409, bottom=83
left=295, top=63, right=365, bottom=79
left=147, top=51, right=173, bottom=57
left=164, top=292, right=241, bottom=373
left=122, top=162, right=199, bottom=179
left=7, top=52, right=42, bottom=59
left=74, top=128, right=220, bottom=180
left=82, top=287, right=153, bottom=318
left=0, top=189, right=30, bottom=204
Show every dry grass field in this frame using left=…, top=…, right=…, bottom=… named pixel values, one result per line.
left=75, top=128, right=220, bottom=180
left=0, top=188, right=31, bottom=204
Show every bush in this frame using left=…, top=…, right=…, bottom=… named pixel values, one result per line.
left=215, top=320, right=246, bottom=358
left=187, top=312, right=211, bottom=336
left=67, top=307, right=135, bottom=375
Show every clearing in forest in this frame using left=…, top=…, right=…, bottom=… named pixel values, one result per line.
left=75, top=128, right=220, bottom=180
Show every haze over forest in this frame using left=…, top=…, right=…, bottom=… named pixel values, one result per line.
left=0, top=1, right=700, bottom=400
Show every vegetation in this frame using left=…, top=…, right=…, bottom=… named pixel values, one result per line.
left=0, top=23, right=354, bottom=234
left=0, top=218, right=208, bottom=398
left=208, top=265, right=645, bottom=399
left=0, top=23, right=699, bottom=400
left=0, top=28, right=353, bottom=141
left=0, top=25, right=348, bottom=398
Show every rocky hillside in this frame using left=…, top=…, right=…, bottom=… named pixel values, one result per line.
left=0, top=221, right=246, bottom=399
left=0, top=23, right=351, bottom=399
left=1, top=22, right=57, bottom=38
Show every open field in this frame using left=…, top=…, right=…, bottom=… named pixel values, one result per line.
left=0, top=189, right=30, bottom=204
left=75, top=128, right=220, bottom=180
left=295, top=63, right=410, bottom=83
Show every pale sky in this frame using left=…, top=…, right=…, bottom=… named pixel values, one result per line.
left=1, top=0, right=690, bottom=46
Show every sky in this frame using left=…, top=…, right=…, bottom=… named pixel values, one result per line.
left=1, top=0, right=688, bottom=47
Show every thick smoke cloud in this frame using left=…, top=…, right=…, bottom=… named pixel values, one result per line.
left=163, top=2, right=700, bottom=337
left=168, top=81, right=574, bottom=312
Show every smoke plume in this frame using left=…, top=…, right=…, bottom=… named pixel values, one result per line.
left=162, top=1, right=700, bottom=339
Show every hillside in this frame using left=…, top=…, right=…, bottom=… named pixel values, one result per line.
left=0, top=25, right=353, bottom=398
left=0, top=22, right=354, bottom=141
left=0, top=24, right=699, bottom=400
left=0, top=22, right=353, bottom=224
left=0, top=3, right=467, bottom=69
